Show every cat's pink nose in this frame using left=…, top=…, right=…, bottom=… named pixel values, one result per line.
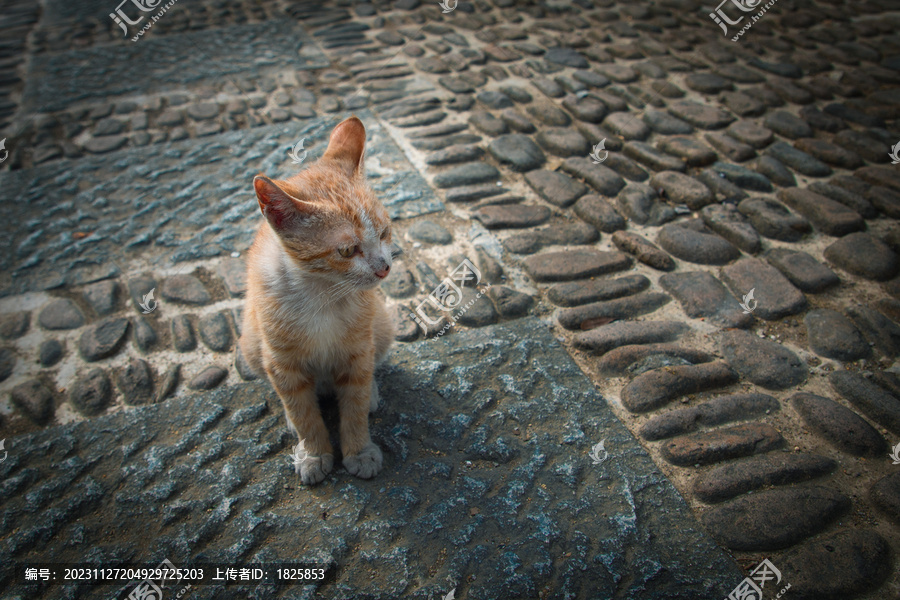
left=375, top=266, right=390, bottom=279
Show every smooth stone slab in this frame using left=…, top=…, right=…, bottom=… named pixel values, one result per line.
left=548, top=274, right=649, bottom=307
left=620, top=361, right=738, bottom=413
left=78, top=318, right=129, bottom=362
left=717, top=329, right=807, bottom=390
left=557, top=292, right=671, bottom=331
left=777, top=188, right=864, bottom=237
left=38, top=298, right=86, bottom=330
left=660, top=271, right=753, bottom=329
left=701, top=486, right=850, bottom=551
left=693, top=452, right=835, bottom=504
left=575, top=320, right=688, bottom=356
left=472, top=204, right=551, bottom=229
left=721, top=257, right=806, bottom=320
left=657, top=221, right=741, bottom=266
left=523, top=250, right=631, bottom=282
left=830, top=370, right=900, bottom=435
left=780, top=530, right=892, bottom=598
left=661, top=423, right=784, bottom=467
left=764, top=248, right=839, bottom=293
left=824, top=232, right=899, bottom=281
left=791, top=392, right=887, bottom=457
left=640, top=392, right=779, bottom=441
left=804, top=309, right=869, bottom=361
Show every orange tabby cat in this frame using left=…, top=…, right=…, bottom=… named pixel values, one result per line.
left=239, top=117, right=395, bottom=485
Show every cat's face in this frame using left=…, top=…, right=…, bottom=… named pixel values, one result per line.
left=253, top=117, right=392, bottom=290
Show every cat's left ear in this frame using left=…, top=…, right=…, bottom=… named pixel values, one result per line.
left=322, top=116, right=366, bottom=177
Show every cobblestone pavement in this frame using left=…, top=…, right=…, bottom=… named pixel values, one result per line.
left=1, top=0, right=899, bottom=598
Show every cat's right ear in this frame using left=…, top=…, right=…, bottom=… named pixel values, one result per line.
left=254, top=175, right=315, bottom=231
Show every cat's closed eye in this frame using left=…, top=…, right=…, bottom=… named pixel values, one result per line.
left=380, top=228, right=390, bottom=240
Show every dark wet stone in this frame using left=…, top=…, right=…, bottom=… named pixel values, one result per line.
left=709, top=162, right=772, bottom=192
left=791, top=392, right=887, bottom=457
left=487, top=134, right=545, bottom=172
left=694, top=452, right=836, bottom=504
left=617, top=184, right=676, bottom=226
left=650, top=171, right=712, bottom=210
left=781, top=530, right=892, bottom=598
left=726, top=120, right=773, bottom=148
left=0, top=311, right=29, bottom=340
left=703, top=132, right=755, bottom=162
left=657, top=220, right=741, bottom=266
left=846, top=305, right=900, bottom=358
left=667, top=100, right=734, bottom=130
left=534, top=127, right=590, bottom=157
left=434, top=163, right=500, bottom=188
left=503, top=221, right=598, bottom=255
left=524, top=169, right=587, bottom=207
left=831, top=370, right=900, bottom=435
left=869, top=186, right=900, bottom=218
left=561, top=157, right=626, bottom=196
left=575, top=320, right=688, bottom=356
left=562, top=95, right=608, bottom=124
left=737, top=197, right=810, bottom=242
left=81, top=280, right=117, bottom=316
left=699, top=204, right=760, bottom=254
left=476, top=90, right=513, bottom=109
left=526, top=103, right=571, bottom=126
left=696, top=169, right=748, bottom=204
left=795, top=138, right=864, bottom=170
left=544, top=47, right=589, bottom=68
left=660, top=271, right=753, bottom=329
left=38, top=339, right=63, bottom=368
left=834, top=129, right=890, bottom=163
left=38, top=298, right=85, bottom=330
left=872, top=472, right=900, bottom=526
left=620, top=361, right=737, bottom=413
left=717, top=329, right=806, bottom=390
left=0, top=348, right=14, bottom=382
left=763, top=110, right=812, bottom=139
left=114, top=358, right=154, bottom=405
left=162, top=274, right=211, bottom=305
left=720, top=91, right=766, bottom=117
left=622, top=142, right=685, bottom=172
left=524, top=250, right=631, bottom=283
left=499, top=109, right=535, bottom=134
left=78, top=318, right=129, bottom=362
left=808, top=182, right=876, bottom=219
left=684, top=72, right=732, bottom=94
left=766, top=141, right=832, bottom=177
left=824, top=102, right=885, bottom=128
left=425, top=145, right=485, bottom=167
left=824, top=232, right=899, bottom=281
left=69, top=367, right=112, bottom=416
left=766, top=78, right=814, bottom=104
left=171, top=315, right=197, bottom=353
left=84, top=135, right=128, bottom=154
left=10, top=379, right=54, bottom=424
left=468, top=111, right=508, bottom=136
left=764, top=248, right=839, bottom=293
left=640, top=393, right=779, bottom=442
left=132, top=317, right=157, bottom=352
left=702, top=486, right=849, bottom=551
left=805, top=309, right=869, bottom=361
left=612, top=231, right=675, bottom=271
left=548, top=274, right=649, bottom=308
left=472, top=204, right=551, bottom=230
left=408, top=220, right=452, bottom=245
left=603, top=112, right=649, bottom=140
left=721, top=257, right=806, bottom=321
left=642, top=109, right=693, bottom=135
left=657, top=136, right=717, bottom=167
left=557, top=292, right=670, bottom=331
left=486, top=286, right=533, bottom=318
left=752, top=156, right=796, bottom=187
left=199, top=312, right=233, bottom=352
left=602, top=154, right=648, bottom=182
left=661, top=423, right=784, bottom=467
left=188, top=366, right=228, bottom=390
left=573, top=195, right=626, bottom=233
left=801, top=105, right=846, bottom=133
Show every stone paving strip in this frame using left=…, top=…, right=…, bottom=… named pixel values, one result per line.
left=1, top=0, right=900, bottom=597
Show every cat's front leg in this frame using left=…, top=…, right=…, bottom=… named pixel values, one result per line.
left=336, top=356, right=383, bottom=479
left=268, top=367, right=334, bottom=485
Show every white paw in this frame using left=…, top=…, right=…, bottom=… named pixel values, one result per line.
left=343, top=442, right=383, bottom=479
left=291, top=443, right=334, bottom=485
left=370, top=380, right=381, bottom=413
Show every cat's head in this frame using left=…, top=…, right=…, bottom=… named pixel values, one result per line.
left=253, top=117, right=392, bottom=289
